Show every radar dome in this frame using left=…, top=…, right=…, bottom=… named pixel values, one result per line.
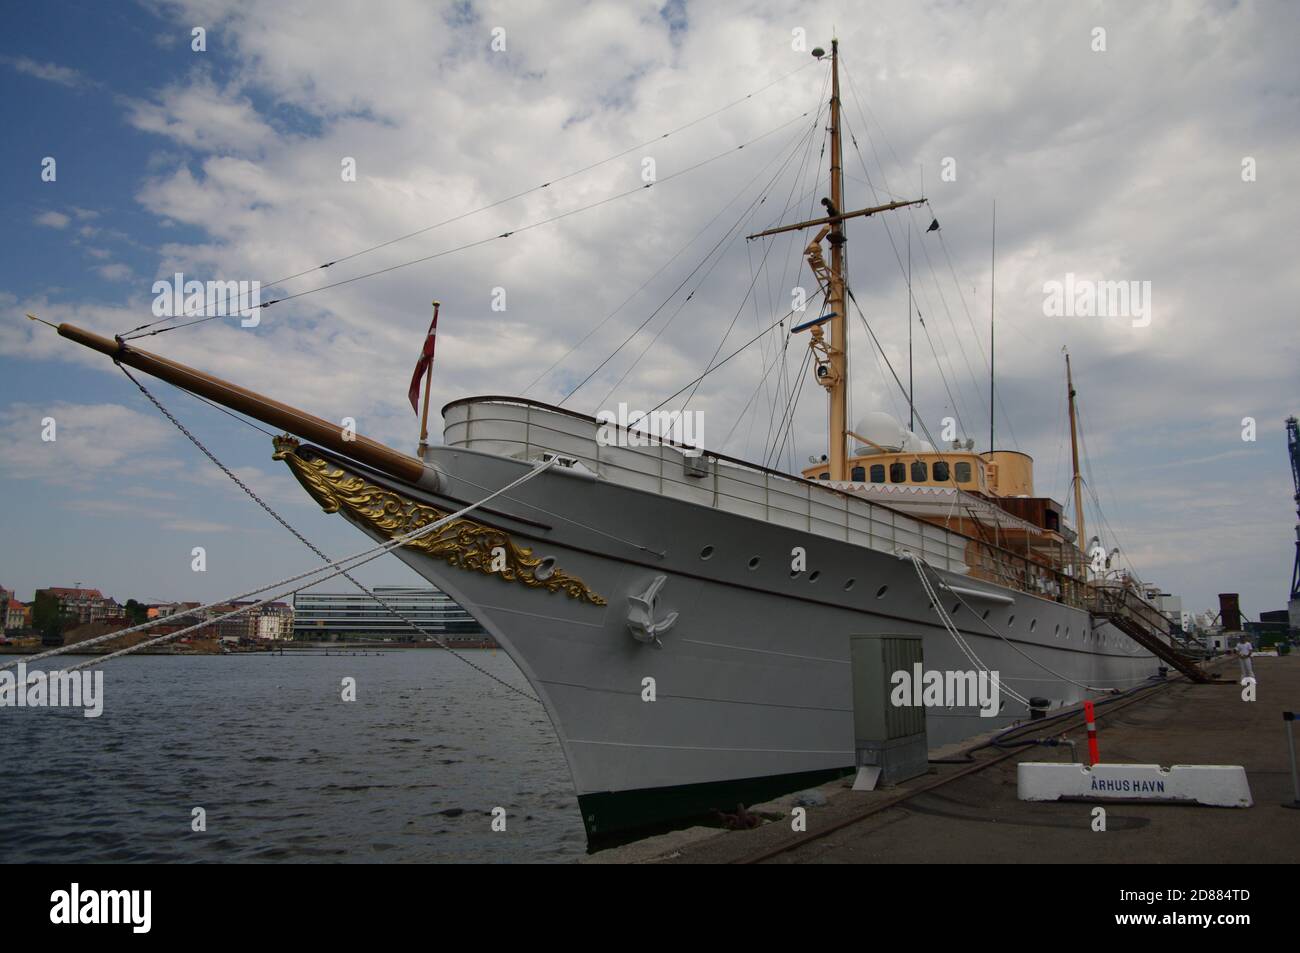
left=852, top=412, right=905, bottom=454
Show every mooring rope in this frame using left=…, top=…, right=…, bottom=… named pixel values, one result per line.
left=905, top=552, right=1120, bottom=696
left=6, top=453, right=557, bottom=688
left=112, top=365, right=543, bottom=701
left=902, top=552, right=1030, bottom=708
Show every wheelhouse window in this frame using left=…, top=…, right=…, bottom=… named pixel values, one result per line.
left=819, top=472, right=830, bottom=480
left=889, top=462, right=906, bottom=483
left=933, top=460, right=950, bottom=482
left=911, top=461, right=928, bottom=482
left=955, top=461, right=972, bottom=483
left=870, top=464, right=885, bottom=483
left=851, top=465, right=865, bottom=481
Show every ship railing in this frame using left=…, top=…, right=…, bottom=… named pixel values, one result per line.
left=966, top=537, right=1088, bottom=611
left=1088, top=582, right=1172, bottom=638
left=443, top=398, right=1106, bottom=607
left=442, top=397, right=969, bottom=572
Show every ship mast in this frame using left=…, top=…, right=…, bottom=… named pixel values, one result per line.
left=1065, top=349, right=1087, bottom=559
left=825, top=37, right=849, bottom=481
left=746, top=39, right=924, bottom=480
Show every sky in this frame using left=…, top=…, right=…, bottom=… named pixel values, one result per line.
left=0, top=0, right=1296, bottom=622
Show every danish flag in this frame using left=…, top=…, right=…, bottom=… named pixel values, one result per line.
left=408, top=303, right=440, bottom=413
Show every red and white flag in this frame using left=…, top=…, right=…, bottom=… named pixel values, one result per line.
left=408, top=304, right=440, bottom=413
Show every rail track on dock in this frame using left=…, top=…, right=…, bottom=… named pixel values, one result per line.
left=734, top=663, right=1229, bottom=864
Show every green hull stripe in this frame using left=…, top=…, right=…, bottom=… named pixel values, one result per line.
left=579, top=765, right=854, bottom=845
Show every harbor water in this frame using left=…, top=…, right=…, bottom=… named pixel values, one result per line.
left=0, top=651, right=586, bottom=862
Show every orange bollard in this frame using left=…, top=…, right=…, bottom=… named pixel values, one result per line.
left=1084, top=700, right=1100, bottom=765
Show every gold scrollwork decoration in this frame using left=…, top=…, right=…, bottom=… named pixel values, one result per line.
left=272, top=435, right=606, bottom=606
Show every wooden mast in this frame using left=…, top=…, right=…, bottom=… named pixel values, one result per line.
left=1065, top=349, right=1087, bottom=558
left=825, top=37, right=849, bottom=481
left=745, top=40, right=924, bottom=481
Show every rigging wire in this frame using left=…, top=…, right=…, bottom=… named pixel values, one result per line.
left=840, top=241, right=914, bottom=428
left=1076, top=400, right=1143, bottom=585
left=912, top=554, right=1122, bottom=695
left=679, top=219, right=790, bottom=414
left=119, top=59, right=820, bottom=340
left=723, top=317, right=796, bottom=453
left=525, top=106, right=821, bottom=397
left=843, top=283, right=980, bottom=516
left=750, top=70, right=832, bottom=440
left=123, top=109, right=816, bottom=342
left=722, top=290, right=822, bottom=452
left=645, top=304, right=804, bottom=416
left=841, top=61, right=1024, bottom=450
left=837, top=67, right=989, bottom=438
left=115, top=364, right=541, bottom=701
left=840, top=107, right=987, bottom=436
left=560, top=113, right=820, bottom=406
left=596, top=107, right=827, bottom=407
left=904, top=554, right=1032, bottom=707
left=8, top=451, right=559, bottom=674
left=568, top=95, right=827, bottom=405
left=763, top=129, right=830, bottom=458
left=766, top=346, right=813, bottom=470
left=843, top=146, right=979, bottom=434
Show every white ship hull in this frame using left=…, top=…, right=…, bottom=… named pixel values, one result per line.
left=279, top=397, right=1158, bottom=840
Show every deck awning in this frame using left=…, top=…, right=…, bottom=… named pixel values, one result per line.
left=824, top=482, right=1043, bottom=534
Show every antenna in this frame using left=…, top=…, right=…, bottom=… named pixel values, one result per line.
left=989, top=199, right=996, bottom=455
left=907, top=220, right=914, bottom=432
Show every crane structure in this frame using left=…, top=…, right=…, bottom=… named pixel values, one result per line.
left=1288, top=416, right=1300, bottom=625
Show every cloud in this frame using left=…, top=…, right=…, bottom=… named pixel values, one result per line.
left=1, top=55, right=86, bottom=88
left=124, top=74, right=276, bottom=154
left=34, top=211, right=70, bottom=229
left=0, top=401, right=179, bottom=484
left=161, top=519, right=232, bottom=533
left=4, top=0, right=1298, bottom=615
left=95, top=263, right=134, bottom=282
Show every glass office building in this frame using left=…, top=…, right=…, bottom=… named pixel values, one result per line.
left=292, top=587, right=489, bottom=643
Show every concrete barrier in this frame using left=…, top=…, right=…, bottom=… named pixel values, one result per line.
left=1017, top=762, right=1253, bottom=808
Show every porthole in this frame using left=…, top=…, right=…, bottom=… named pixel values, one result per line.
left=1008, top=615, right=1016, bottom=627
left=875, top=585, right=889, bottom=600
left=951, top=603, right=961, bottom=615
left=1065, top=626, right=1071, bottom=639
left=1054, top=624, right=1061, bottom=637
left=748, top=556, right=761, bottom=570
left=699, top=545, right=714, bottom=560
left=982, top=609, right=991, bottom=621
left=1030, top=619, right=1038, bottom=632
left=844, top=578, right=856, bottom=591
left=535, top=556, right=557, bottom=581
left=789, top=568, right=802, bottom=578
left=809, top=570, right=821, bottom=582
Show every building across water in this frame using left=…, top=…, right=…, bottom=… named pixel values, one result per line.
left=292, top=587, right=492, bottom=645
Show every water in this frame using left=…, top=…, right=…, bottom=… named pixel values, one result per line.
left=0, top=651, right=587, bottom=862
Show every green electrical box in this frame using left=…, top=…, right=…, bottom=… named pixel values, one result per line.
left=850, top=633, right=929, bottom=786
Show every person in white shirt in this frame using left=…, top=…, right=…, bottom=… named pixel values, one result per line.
left=1236, top=637, right=1255, bottom=681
